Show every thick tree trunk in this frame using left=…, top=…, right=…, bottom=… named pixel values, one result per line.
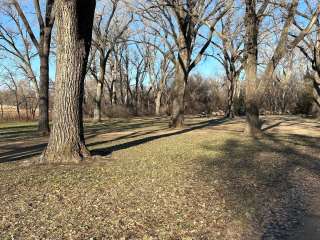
left=245, top=100, right=261, bottom=135
left=170, top=65, right=186, bottom=128
left=38, top=45, right=50, bottom=135
left=245, top=79, right=261, bottom=135
left=41, top=0, right=96, bottom=163
left=244, top=0, right=262, bottom=136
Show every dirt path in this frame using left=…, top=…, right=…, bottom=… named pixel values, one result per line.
left=290, top=168, right=320, bottom=240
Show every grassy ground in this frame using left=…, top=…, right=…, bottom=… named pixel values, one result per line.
left=1, top=116, right=320, bottom=239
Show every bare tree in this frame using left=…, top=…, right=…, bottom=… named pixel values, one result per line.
left=150, top=51, right=173, bottom=116
left=10, top=0, right=55, bottom=134
left=294, top=1, right=320, bottom=115
left=1, top=66, right=22, bottom=119
left=0, top=6, right=39, bottom=94
left=41, top=0, right=96, bottom=163
left=130, top=42, right=148, bottom=115
left=89, top=0, right=132, bottom=122
left=243, top=0, right=318, bottom=135
left=211, top=6, right=243, bottom=118
left=139, top=0, right=230, bottom=127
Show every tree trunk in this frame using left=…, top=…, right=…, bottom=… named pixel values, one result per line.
left=15, top=94, right=20, bottom=120
left=225, top=78, right=236, bottom=118
left=93, top=81, right=103, bottom=122
left=93, top=55, right=106, bottom=122
left=41, top=0, right=96, bottom=163
left=313, top=75, right=320, bottom=117
left=170, top=64, right=186, bottom=128
left=245, top=100, right=261, bottom=135
left=155, top=90, right=162, bottom=116
left=25, top=99, right=29, bottom=120
left=0, top=101, right=3, bottom=119
left=38, top=45, right=50, bottom=134
left=245, top=80, right=261, bottom=135
left=244, top=0, right=262, bottom=136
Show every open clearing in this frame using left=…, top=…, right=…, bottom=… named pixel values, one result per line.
left=1, top=116, right=320, bottom=239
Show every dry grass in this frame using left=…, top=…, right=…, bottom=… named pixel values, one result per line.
left=0, top=116, right=320, bottom=239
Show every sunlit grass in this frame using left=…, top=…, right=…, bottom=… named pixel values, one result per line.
left=1, top=116, right=319, bottom=239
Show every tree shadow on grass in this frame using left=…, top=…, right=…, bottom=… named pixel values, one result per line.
left=196, top=133, right=320, bottom=239
left=0, top=143, right=47, bottom=163
left=0, top=117, right=229, bottom=164
left=90, top=118, right=229, bottom=156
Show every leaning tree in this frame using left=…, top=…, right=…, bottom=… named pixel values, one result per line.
left=41, top=0, right=96, bottom=163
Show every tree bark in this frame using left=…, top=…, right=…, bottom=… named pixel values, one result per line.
left=312, top=73, right=320, bottom=117
left=0, top=101, right=3, bottom=119
left=170, top=64, right=187, bottom=128
left=14, top=93, right=21, bottom=120
left=38, top=39, right=50, bottom=134
left=93, top=54, right=106, bottom=122
left=155, top=90, right=162, bottom=116
left=244, top=0, right=261, bottom=136
left=41, top=0, right=96, bottom=163
left=225, top=77, right=236, bottom=118
left=93, top=81, right=103, bottom=122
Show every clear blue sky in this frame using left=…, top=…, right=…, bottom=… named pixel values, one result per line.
left=0, top=0, right=314, bottom=88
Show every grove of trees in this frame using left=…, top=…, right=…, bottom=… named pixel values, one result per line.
left=0, top=0, right=319, bottom=162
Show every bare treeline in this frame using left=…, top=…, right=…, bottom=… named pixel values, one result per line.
left=0, top=0, right=319, bottom=132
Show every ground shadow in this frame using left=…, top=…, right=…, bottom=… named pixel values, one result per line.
left=0, top=117, right=228, bottom=163
left=0, top=143, right=47, bottom=163
left=91, top=118, right=228, bottom=156
left=196, top=132, right=320, bottom=239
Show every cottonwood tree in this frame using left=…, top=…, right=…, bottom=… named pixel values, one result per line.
left=139, top=0, right=231, bottom=127
left=9, top=0, right=55, bottom=134
left=89, top=0, right=132, bottom=122
left=41, top=0, right=96, bottom=163
left=243, top=0, right=318, bottom=135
